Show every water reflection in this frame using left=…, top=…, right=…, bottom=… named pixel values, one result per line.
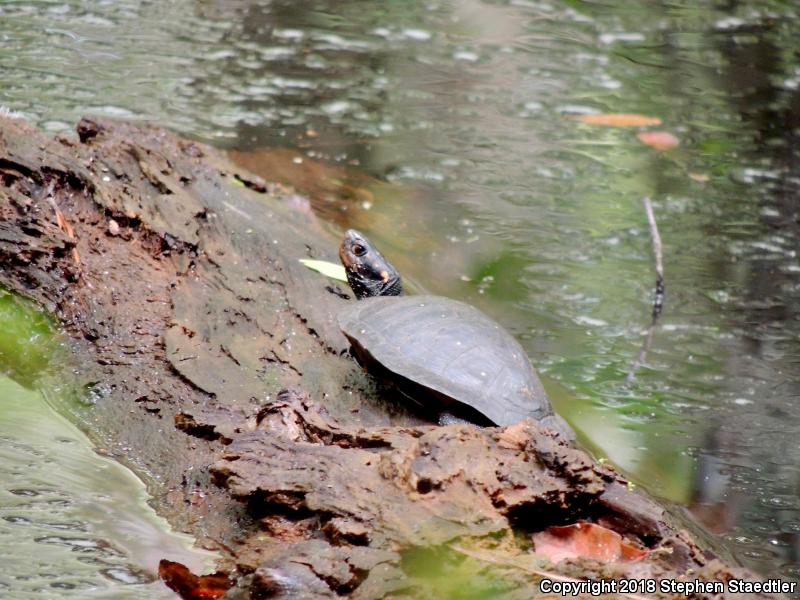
left=3, top=0, right=800, bottom=581
left=0, top=376, right=216, bottom=598
left=0, top=292, right=216, bottom=597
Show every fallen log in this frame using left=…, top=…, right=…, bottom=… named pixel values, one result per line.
left=0, top=116, right=782, bottom=599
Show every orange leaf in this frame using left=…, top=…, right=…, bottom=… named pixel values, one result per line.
left=689, top=172, right=709, bottom=182
left=158, top=560, right=231, bottom=600
left=532, top=521, right=648, bottom=564
left=52, top=205, right=81, bottom=265
left=574, top=113, right=662, bottom=127
left=53, top=206, right=76, bottom=238
left=637, top=131, right=679, bottom=151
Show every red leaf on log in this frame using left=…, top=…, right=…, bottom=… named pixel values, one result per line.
left=532, top=521, right=649, bottom=564
left=158, top=560, right=231, bottom=600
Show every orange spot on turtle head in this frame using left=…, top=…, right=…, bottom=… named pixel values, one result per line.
left=380, top=270, right=390, bottom=282
left=339, top=244, right=359, bottom=270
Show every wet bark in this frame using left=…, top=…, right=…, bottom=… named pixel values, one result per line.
left=0, top=116, right=782, bottom=599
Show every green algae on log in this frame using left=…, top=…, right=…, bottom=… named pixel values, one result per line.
left=0, top=116, right=783, bottom=599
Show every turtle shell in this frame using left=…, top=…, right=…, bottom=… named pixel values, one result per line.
left=338, top=295, right=553, bottom=426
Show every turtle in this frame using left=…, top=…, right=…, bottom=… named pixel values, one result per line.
left=337, top=229, right=572, bottom=436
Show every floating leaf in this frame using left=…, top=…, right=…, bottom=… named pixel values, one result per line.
left=689, top=172, right=709, bottom=182
left=637, top=131, right=679, bottom=151
left=532, top=521, right=649, bottom=564
left=574, top=114, right=662, bottom=127
left=299, top=259, right=348, bottom=282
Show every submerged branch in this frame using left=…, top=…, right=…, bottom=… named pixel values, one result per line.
left=625, top=321, right=658, bottom=386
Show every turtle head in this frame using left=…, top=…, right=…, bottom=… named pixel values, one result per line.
left=339, top=229, right=402, bottom=300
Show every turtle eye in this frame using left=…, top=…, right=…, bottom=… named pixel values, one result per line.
left=352, top=244, right=367, bottom=257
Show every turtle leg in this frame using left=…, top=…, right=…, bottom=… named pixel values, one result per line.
left=538, top=413, right=576, bottom=441
left=438, top=411, right=476, bottom=426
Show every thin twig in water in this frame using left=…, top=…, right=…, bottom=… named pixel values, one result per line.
left=642, top=196, right=663, bottom=319
left=626, top=197, right=665, bottom=385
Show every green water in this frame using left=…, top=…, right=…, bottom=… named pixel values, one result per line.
left=0, top=292, right=216, bottom=598
left=3, top=0, right=800, bottom=581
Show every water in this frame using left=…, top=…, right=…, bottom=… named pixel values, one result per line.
left=0, top=292, right=216, bottom=598
left=3, top=0, right=800, bottom=581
